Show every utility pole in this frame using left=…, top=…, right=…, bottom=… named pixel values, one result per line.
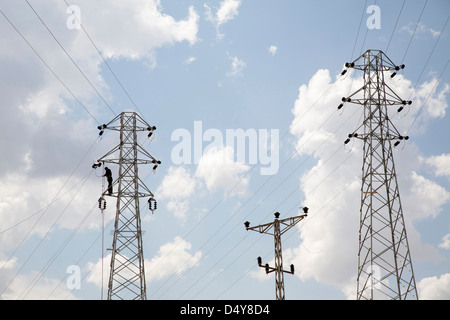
left=94, top=111, right=160, bottom=300
left=244, top=208, right=308, bottom=300
left=340, top=50, right=418, bottom=300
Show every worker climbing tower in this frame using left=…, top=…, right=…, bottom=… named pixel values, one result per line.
left=95, top=111, right=160, bottom=300
left=340, top=50, right=418, bottom=300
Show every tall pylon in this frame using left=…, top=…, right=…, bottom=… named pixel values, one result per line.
left=95, top=111, right=160, bottom=300
left=244, top=208, right=308, bottom=300
left=340, top=50, right=418, bottom=300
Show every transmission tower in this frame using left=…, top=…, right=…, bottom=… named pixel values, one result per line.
left=244, top=208, right=308, bottom=300
left=94, top=111, right=160, bottom=300
left=340, top=50, right=418, bottom=300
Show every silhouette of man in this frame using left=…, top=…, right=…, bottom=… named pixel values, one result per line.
left=103, top=167, right=113, bottom=195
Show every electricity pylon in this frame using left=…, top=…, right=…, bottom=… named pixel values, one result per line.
left=340, top=49, right=418, bottom=300
left=95, top=111, right=160, bottom=300
left=244, top=208, right=308, bottom=300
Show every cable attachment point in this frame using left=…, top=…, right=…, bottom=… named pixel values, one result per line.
left=148, top=197, right=157, bottom=213
left=92, top=162, right=102, bottom=169
left=98, top=196, right=106, bottom=211
left=391, top=64, right=405, bottom=78
left=397, top=100, right=412, bottom=112
left=345, top=133, right=358, bottom=144
left=394, top=135, right=409, bottom=147
left=338, top=97, right=352, bottom=110
left=97, top=124, right=107, bottom=136
left=152, top=159, right=162, bottom=171
left=147, top=125, right=157, bottom=138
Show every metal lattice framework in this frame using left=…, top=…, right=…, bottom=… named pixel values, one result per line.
left=342, top=50, right=418, bottom=300
left=245, top=209, right=308, bottom=300
left=96, top=111, right=160, bottom=300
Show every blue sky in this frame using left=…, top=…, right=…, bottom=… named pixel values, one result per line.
left=0, top=0, right=449, bottom=300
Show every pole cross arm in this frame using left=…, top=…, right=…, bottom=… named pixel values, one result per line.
left=244, top=209, right=308, bottom=235
left=257, top=256, right=295, bottom=275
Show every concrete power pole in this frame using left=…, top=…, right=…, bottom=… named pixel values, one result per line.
left=340, top=50, right=418, bottom=300
left=245, top=208, right=308, bottom=300
left=95, top=111, right=160, bottom=300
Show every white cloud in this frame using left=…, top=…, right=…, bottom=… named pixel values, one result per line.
left=195, top=146, right=250, bottom=195
left=401, top=22, right=441, bottom=38
left=425, top=153, right=450, bottom=178
left=73, top=0, right=199, bottom=64
left=439, top=234, right=450, bottom=250
left=0, top=0, right=200, bottom=297
left=157, top=145, right=251, bottom=218
left=418, top=273, right=450, bottom=299
left=86, top=236, right=202, bottom=289
left=288, top=65, right=450, bottom=297
left=145, top=236, right=202, bottom=283
left=0, top=254, right=77, bottom=299
left=227, top=55, right=246, bottom=78
left=268, top=45, right=277, bottom=56
left=216, top=0, right=242, bottom=26
left=204, top=0, right=242, bottom=39
left=404, top=171, right=450, bottom=220
left=156, top=166, right=197, bottom=219
left=184, top=56, right=197, bottom=65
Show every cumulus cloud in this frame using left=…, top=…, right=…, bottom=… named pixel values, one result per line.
left=145, top=236, right=202, bottom=283
left=418, top=273, right=450, bottom=299
left=204, top=0, right=242, bottom=39
left=157, top=145, right=250, bottom=218
left=184, top=56, right=197, bottom=65
left=0, top=254, right=77, bottom=299
left=439, top=234, right=450, bottom=250
left=425, top=153, right=450, bottom=178
left=0, top=0, right=200, bottom=298
left=196, top=146, right=250, bottom=195
left=401, top=22, right=442, bottom=39
left=71, top=0, right=199, bottom=64
left=288, top=65, right=450, bottom=297
left=227, top=54, right=246, bottom=77
left=86, top=236, right=202, bottom=289
left=156, top=166, right=197, bottom=219
left=268, top=45, right=277, bottom=56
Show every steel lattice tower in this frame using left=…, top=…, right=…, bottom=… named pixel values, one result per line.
left=95, top=111, right=160, bottom=300
left=245, top=209, right=308, bottom=300
left=341, top=50, right=418, bottom=300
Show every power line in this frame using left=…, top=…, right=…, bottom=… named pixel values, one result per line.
left=0, top=169, right=95, bottom=298
left=385, top=0, right=406, bottom=53
left=0, top=136, right=99, bottom=283
left=19, top=200, right=98, bottom=299
left=62, top=0, right=145, bottom=119
left=0, top=9, right=100, bottom=125
left=350, top=0, right=367, bottom=61
left=215, top=175, right=358, bottom=300
left=25, top=0, right=117, bottom=117
left=149, top=109, right=350, bottom=299
left=406, top=58, right=450, bottom=135
left=149, top=70, right=361, bottom=299
left=401, top=0, right=428, bottom=64
left=183, top=144, right=359, bottom=299
left=156, top=129, right=359, bottom=299
left=407, top=14, right=449, bottom=101
left=359, top=0, right=378, bottom=55
left=147, top=74, right=345, bottom=298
